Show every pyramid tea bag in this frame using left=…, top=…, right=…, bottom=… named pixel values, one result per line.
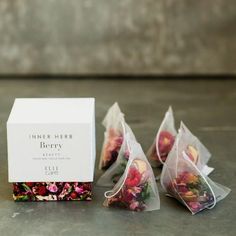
left=104, top=140, right=160, bottom=212
left=178, top=122, right=214, bottom=175
left=99, top=102, right=125, bottom=170
left=147, top=106, right=177, bottom=167
left=97, top=123, right=136, bottom=187
left=161, top=134, right=230, bottom=215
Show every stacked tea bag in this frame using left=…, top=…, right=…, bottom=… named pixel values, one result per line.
left=99, top=103, right=160, bottom=212
left=148, top=107, right=230, bottom=214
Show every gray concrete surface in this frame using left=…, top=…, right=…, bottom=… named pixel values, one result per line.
left=0, top=1, right=236, bottom=74
left=0, top=78, right=235, bottom=236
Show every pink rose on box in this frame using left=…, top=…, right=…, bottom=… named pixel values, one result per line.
left=64, top=183, right=71, bottom=190
left=48, top=183, right=58, bottom=193
left=75, top=186, right=84, bottom=194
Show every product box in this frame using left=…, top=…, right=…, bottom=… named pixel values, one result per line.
left=7, top=98, right=96, bottom=201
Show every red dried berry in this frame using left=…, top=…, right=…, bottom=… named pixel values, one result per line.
left=38, top=186, right=47, bottom=196
left=125, top=167, right=141, bottom=187
left=70, top=191, right=78, bottom=199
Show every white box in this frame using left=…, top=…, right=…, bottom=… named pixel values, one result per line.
left=7, top=98, right=95, bottom=201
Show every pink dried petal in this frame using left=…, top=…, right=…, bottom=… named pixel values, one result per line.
left=129, top=201, right=140, bottom=210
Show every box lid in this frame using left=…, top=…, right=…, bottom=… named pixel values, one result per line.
left=7, top=98, right=96, bottom=182
left=7, top=98, right=95, bottom=124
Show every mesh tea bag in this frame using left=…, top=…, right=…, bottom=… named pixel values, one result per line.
left=97, top=123, right=136, bottom=187
left=104, top=140, right=160, bottom=212
left=161, top=135, right=231, bottom=215
left=147, top=106, right=177, bottom=167
left=178, top=122, right=214, bottom=175
left=99, top=102, right=125, bottom=170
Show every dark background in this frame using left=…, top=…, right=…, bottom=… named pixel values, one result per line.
left=0, top=0, right=235, bottom=76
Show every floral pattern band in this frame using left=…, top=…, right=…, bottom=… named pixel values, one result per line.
left=13, top=182, right=92, bottom=201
